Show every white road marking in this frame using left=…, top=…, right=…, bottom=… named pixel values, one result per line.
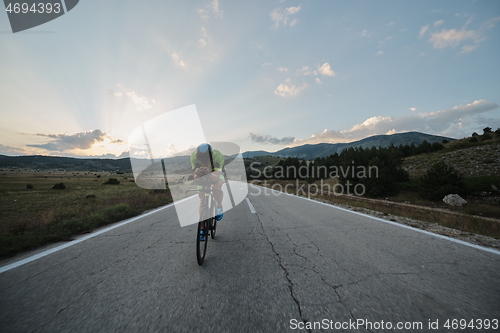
left=249, top=184, right=500, bottom=256
left=246, top=198, right=256, bottom=214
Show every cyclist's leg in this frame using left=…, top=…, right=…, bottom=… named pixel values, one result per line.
left=198, top=191, right=206, bottom=230
left=209, top=171, right=224, bottom=206
left=212, top=178, right=224, bottom=207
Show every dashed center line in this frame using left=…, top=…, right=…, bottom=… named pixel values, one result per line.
left=246, top=198, right=257, bottom=214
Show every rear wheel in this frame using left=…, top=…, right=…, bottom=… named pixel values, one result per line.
left=196, top=209, right=209, bottom=265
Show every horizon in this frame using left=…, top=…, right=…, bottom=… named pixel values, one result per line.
left=0, top=130, right=459, bottom=159
left=1, top=1, right=499, bottom=158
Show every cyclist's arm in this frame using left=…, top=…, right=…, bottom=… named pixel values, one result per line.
left=212, top=150, right=225, bottom=171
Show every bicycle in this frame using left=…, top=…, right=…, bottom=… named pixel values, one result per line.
left=186, top=179, right=222, bottom=265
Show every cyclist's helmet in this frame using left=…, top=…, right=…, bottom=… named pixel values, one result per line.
left=196, top=143, right=212, bottom=163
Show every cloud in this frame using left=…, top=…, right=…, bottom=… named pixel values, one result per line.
left=297, top=63, right=336, bottom=77
left=274, top=80, right=309, bottom=98
left=426, top=16, right=498, bottom=52
left=289, top=100, right=499, bottom=146
left=376, top=50, right=384, bottom=56
left=262, top=62, right=271, bottom=67
left=315, top=78, right=322, bottom=85
left=198, top=39, right=207, bottom=47
left=107, top=89, right=122, bottom=97
left=211, top=0, right=223, bottom=18
left=116, top=85, right=154, bottom=112
left=461, top=44, right=479, bottom=53
left=297, top=65, right=317, bottom=76
left=271, top=5, right=301, bottom=28
left=171, top=51, right=187, bottom=67
left=429, top=28, right=477, bottom=49
left=278, top=67, right=289, bottom=72
left=27, top=130, right=121, bottom=152
left=249, top=133, right=295, bottom=145
left=419, top=24, right=429, bottom=38
left=0, top=144, right=27, bottom=155
left=318, top=63, right=336, bottom=76
left=434, top=20, right=444, bottom=27
left=361, top=29, right=371, bottom=37
left=388, top=21, right=396, bottom=26
left=410, top=108, right=418, bottom=112
left=482, top=16, right=500, bottom=29
left=198, top=0, right=223, bottom=20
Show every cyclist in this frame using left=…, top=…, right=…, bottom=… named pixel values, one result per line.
left=191, top=143, right=225, bottom=240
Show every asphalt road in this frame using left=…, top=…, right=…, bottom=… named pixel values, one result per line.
left=1, top=185, right=499, bottom=332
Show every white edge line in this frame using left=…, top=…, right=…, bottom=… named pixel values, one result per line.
left=246, top=198, right=256, bottom=214
left=0, top=197, right=190, bottom=274
left=249, top=184, right=500, bottom=256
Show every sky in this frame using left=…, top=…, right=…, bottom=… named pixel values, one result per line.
left=0, top=0, right=499, bottom=158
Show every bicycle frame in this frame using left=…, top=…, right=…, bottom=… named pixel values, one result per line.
left=186, top=179, right=223, bottom=265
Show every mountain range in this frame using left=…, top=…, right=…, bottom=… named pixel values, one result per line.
left=243, top=132, right=454, bottom=160
left=0, top=132, right=454, bottom=171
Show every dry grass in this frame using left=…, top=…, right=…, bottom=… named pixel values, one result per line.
left=0, top=171, right=172, bottom=257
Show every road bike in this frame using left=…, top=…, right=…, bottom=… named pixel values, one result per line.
left=186, top=179, right=221, bottom=265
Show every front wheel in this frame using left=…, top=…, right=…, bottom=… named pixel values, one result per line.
left=196, top=209, right=209, bottom=265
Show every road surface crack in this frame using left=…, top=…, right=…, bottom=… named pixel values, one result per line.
left=254, top=212, right=311, bottom=333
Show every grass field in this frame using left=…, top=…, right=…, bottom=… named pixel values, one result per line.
left=0, top=171, right=172, bottom=257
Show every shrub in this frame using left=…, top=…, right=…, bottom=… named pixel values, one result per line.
left=26, top=184, right=34, bottom=190
left=469, top=136, right=478, bottom=143
left=85, top=194, right=96, bottom=199
left=52, top=182, right=66, bottom=190
left=418, top=161, right=465, bottom=201
left=103, top=178, right=120, bottom=185
left=480, top=133, right=491, bottom=141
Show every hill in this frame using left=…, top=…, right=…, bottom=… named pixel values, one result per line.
left=245, top=131, right=453, bottom=160
left=0, top=155, right=133, bottom=172
left=402, top=135, right=500, bottom=178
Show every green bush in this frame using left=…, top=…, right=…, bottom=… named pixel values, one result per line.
left=103, top=178, right=120, bottom=185
left=418, top=161, right=465, bottom=201
left=52, top=182, right=66, bottom=190
left=26, top=184, right=34, bottom=190
left=463, top=176, right=500, bottom=195
left=480, top=133, right=492, bottom=141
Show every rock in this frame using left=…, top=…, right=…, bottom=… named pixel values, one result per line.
left=492, top=185, right=499, bottom=191
left=443, top=194, right=467, bottom=207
